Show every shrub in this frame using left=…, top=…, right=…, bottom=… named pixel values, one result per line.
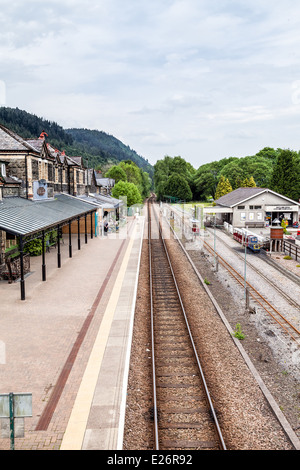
left=233, top=323, right=245, bottom=340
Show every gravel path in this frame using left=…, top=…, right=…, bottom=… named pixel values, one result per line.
left=123, top=205, right=299, bottom=450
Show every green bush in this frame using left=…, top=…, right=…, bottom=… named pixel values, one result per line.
left=23, top=230, right=57, bottom=256
left=24, top=238, right=43, bottom=256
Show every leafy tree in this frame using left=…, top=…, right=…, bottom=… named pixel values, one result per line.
left=193, top=171, right=217, bottom=200
left=220, top=162, right=245, bottom=189
left=255, top=147, right=281, bottom=165
left=214, top=175, right=232, bottom=200
left=140, top=170, right=152, bottom=199
left=154, top=155, right=194, bottom=200
left=112, top=180, right=142, bottom=207
left=119, top=160, right=142, bottom=186
left=164, top=174, right=193, bottom=201
left=234, top=176, right=244, bottom=189
left=105, top=165, right=127, bottom=183
left=270, top=149, right=300, bottom=201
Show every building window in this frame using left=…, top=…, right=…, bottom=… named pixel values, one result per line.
left=240, top=212, right=246, bottom=221
left=249, top=212, right=254, bottom=220
left=257, top=213, right=263, bottom=220
left=254, top=205, right=262, bottom=209
left=238, top=206, right=245, bottom=210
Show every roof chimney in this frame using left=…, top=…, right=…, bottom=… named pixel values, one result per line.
left=39, top=130, right=48, bottom=140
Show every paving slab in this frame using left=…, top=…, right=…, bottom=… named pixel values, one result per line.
left=0, top=216, right=144, bottom=450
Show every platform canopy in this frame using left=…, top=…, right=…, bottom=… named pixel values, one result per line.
left=78, top=193, right=123, bottom=210
left=0, top=193, right=99, bottom=237
left=0, top=193, right=99, bottom=301
left=203, top=206, right=233, bottom=214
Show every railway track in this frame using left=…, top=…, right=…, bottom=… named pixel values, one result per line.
left=206, top=228, right=300, bottom=312
left=148, top=199, right=227, bottom=451
left=203, top=237, right=300, bottom=345
left=166, top=204, right=300, bottom=346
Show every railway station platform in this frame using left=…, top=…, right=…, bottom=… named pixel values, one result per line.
left=0, top=214, right=145, bottom=450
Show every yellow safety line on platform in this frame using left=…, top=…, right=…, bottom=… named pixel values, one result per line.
left=60, top=223, right=137, bottom=450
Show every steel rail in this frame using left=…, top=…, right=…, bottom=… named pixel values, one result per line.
left=206, top=228, right=300, bottom=312
left=165, top=204, right=300, bottom=343
left=203, top=240, right=300, bottom=344
left=148, top=199, right=227, bottom=451
left=148, top=198, right=160, bottom=450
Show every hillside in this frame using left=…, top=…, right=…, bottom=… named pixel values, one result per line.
left=65, top=127, right=153, bottom=176
left=0, top=107, right=153, bottom=176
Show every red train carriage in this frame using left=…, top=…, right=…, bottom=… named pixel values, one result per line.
left=233, top=230, right=261, bottom=253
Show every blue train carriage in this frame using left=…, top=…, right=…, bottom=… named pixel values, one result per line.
left=246, top=235, right=261, bottom=253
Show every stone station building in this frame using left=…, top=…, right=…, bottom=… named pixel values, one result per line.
left=0, top=124, right=120, bottom=298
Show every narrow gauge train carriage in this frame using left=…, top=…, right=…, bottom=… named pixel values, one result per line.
left=233, top=229, right=261, bottom=253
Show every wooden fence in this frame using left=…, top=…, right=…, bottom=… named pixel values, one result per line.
left=281, top=240, right=300, bottom=262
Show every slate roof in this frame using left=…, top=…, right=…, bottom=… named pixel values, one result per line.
left=69, top=156, right=85, bottom=167
left=95, top=176, right=115, bottom=187
left=214, top=187, right=266, bottom=207
left=215, top=187, right=300, bottom=207
left=0, top=124, right=39, bottom=153
left=0, top=194, right=98, bottom=236
left=78, top=193, right=123, bottom=209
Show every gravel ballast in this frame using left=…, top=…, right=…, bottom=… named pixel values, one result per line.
left=123, top=206, right=300, bottom=450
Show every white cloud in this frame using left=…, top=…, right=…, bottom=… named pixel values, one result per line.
left=1, top=0, right=300, bottom=167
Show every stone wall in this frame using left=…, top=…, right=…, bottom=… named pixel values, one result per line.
left=0, top=253, right=30, bottom=282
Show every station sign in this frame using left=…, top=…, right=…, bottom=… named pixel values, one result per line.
left=0, top=393, right=32, bottom=418
left=0, top=393, right=32, bottom=449
left=265, top=205, right=298, bottom=212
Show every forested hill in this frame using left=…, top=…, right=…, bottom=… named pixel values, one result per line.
left=65, top=127, right=153, bottom=176
left=0, top=107, right=153, bottom=176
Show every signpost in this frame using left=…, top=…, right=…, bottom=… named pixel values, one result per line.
left=0, top=393, right=32, bottom=450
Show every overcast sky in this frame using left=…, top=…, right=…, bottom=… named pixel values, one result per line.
left=1, top=0, right=300, bottom=168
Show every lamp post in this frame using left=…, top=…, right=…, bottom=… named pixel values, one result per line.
left=243, top=230, right=247, bottom=298
left=213, top=214, right=216, bottom=267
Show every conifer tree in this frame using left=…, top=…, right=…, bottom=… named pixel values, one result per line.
left=214, top=175, right=233, bottom=200
left=248, top=176, right=256, bottom=187
left=270, top=149, right=300, bottom=201
left=242, top=176, right=256, bottom=187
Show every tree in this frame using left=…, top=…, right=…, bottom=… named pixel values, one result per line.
left=105, top=165, right=127, bottom=183
left=119, top=161, right=142, bottom=186
left=112, top=180, right=142, bottom=207
left=193, top=171, right=216, bottom=200
left=214, top=175, right=232, bottom=200
left=242, top=176, right=256, bottom=187
left=220, top=162, right=245, bottom=189
left=140, top=170, right=151, bottom=199
left=247, top=176, right=256, bottom=187
left=154, top=155, right=194, bottom=200
left=270, top=149, right=300, bottom=201
left=164, top=174, right=193, bottom=202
